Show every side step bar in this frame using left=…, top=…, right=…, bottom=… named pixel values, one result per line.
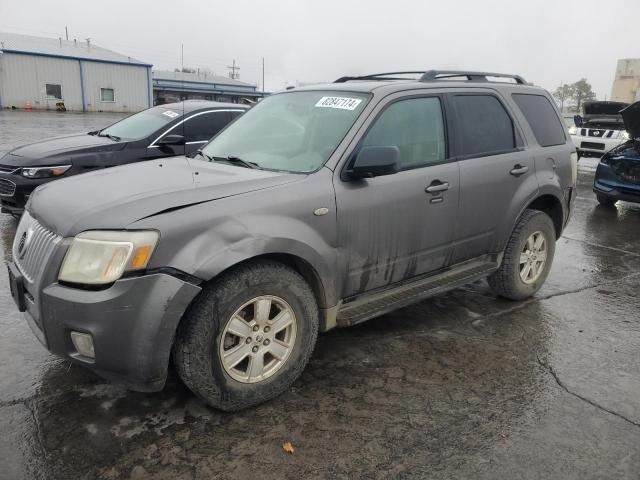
left=336, top=258, right=499, bottom=327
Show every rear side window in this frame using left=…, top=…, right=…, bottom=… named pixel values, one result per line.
left=450, top=95, right=516, bottom=157
left=362, top=97, right=446, bottom=169
left=512, top=94, right=566, bottom=147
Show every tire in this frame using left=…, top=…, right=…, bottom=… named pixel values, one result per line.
left=173, top=260, right=319, bottom=411
left=596, top=193, right=616, bottom=207
left=488, top=209, right=556, bottom=301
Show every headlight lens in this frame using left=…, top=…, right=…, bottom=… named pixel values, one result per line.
left=59, top=230, right=159, bottom=285
left=620, top=130, right=630, bottom=140
left=568, top=126, right=578, bottom=135
left=21, top=165, right=71, bottom=178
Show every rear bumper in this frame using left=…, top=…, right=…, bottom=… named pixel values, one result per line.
left=25, top=272, right=201, bottom=391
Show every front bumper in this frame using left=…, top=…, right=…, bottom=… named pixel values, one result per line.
left=570, top=134, right=623, bottom=156
left=0, top=172, right=50, bottom=214
left=593, top=180, right=640, bottom=203
left=20, top=271, right=201, bottom=391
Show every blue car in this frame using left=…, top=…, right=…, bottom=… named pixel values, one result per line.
left=594, top=101, right=640, bottom=206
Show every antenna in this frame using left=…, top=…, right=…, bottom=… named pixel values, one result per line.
left=181, top=43, right=185, bottom=156
left=262, top=57, right=265, bottom=97
left=227, top=60, right=240, bottom=80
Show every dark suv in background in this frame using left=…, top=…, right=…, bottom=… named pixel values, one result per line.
left=9, top=70, right=576, bottom=411
left=0, top=100, right=247, bottom=215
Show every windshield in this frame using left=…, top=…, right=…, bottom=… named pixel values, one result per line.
left=99, top=107, right=182, bottom=141
left=201, top=91, right=369, bottom=173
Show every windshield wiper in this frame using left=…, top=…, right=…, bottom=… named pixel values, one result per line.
left=87, top=130, right=99, bottom=136
left=209, top=155, right=259, bottom=169
left=97, top=132, right=121, bottom=142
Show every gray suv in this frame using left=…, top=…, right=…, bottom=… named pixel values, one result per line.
left=8, top=70, right=577, bottom=411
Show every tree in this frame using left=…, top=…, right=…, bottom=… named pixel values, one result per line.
left=553, top=84, right=574, bottom=112
left=570, top=78, right=596, bottom=112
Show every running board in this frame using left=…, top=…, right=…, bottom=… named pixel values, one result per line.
left=336, top=259, right=499, bottom=327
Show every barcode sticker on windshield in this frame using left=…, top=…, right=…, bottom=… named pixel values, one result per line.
left=163, top=110, right=180, bottom=118
left=315, top=96, right=362, bottom=110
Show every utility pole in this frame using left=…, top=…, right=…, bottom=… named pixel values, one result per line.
left=65, top=26, right=69, bottom=41
left=262, top=57, right=265, bottom=95
left=227, top=60, right=240, bottom=80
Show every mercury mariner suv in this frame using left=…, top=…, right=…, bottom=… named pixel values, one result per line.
left=8, top=70, right=577, bottom=411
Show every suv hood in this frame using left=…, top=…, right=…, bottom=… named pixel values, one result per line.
left=583, top=101, right=629, bottom=116
left=29, top=156, right=300, bottom=236
left=621, top=101, right=640, bottom=139
left=2, top=133, right=123, bottom=166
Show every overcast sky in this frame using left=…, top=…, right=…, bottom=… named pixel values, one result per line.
left=1, top=0, right=639, bottom=97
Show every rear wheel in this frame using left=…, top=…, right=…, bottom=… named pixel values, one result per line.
left=596, top=193, right=617, bottom=207
left=488, top=209, right=556, bottom=301
left=173, top=260, right=319, bottom=411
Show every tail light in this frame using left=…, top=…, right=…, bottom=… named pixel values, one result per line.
left=570, top=152, right=577, bottom=185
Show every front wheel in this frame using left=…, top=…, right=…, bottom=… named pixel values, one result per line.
left=488, top=209, right=556, bottom=301
left=173, top=260, right=319, bottom=411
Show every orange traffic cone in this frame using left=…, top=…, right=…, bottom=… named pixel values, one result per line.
left=25, top=100, right=32, bottom=111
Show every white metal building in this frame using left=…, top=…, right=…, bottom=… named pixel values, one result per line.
left=0, top=32, right=152, bottom=112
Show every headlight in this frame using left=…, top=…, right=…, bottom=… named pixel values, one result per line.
left=21, top=165, right=71, bottom=178
left=620, top=130, right=630, bottom=140
left=59, top=230, right=159, bottom=285
left=568, top=126, right=578, bottom=135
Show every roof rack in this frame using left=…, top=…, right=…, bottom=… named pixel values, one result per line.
left=334, top=70, right=528, bottom=85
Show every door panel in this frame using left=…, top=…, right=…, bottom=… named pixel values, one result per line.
left=335, top=163, right=460, bottom=297
left=452, top=150, right=536, bottom=262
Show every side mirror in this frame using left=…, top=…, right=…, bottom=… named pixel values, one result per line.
left=573, top=115, right=583, bottom=128
left=156, top=134, right=185, bottom=146
left=347, top=146, right=400, bottom=180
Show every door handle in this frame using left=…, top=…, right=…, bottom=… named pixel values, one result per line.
left=510, top=164, right=529, bottom=176
left=425, top=180, right=450, bottom=194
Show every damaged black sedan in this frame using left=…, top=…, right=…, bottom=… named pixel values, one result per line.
left=0, top=101, right=247, bottom=215
left=594, top=101, right=640, bottom=206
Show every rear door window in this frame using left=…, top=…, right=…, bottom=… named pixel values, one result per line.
left=512, top=94, right=566, bottom=147
left=183, top=111, right=231, bottom=143
left=449, top=94, right=516, bottom=158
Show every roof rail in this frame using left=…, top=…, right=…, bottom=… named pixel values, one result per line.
left=334, top=70, right=528, bottom=85
left=334, top=71, right=428, bottom=83
left=419, top=70, right=528, bottom=85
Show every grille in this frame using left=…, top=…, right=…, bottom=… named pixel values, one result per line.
left=13, top=211, right=62, bottom=283
left=587, top=129, right=606, bottom=138
left=580, top=128, right=587, bottom=136
left=0, top=178, right=16, bottom=196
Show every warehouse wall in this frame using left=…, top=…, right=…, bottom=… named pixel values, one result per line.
left=0, top=52, right=150, bottom=112
left=82, top=62, right=150, bottom=112
left=610, top=59, right=640, bottom=104
left=0, top=52, right=83, bottom=110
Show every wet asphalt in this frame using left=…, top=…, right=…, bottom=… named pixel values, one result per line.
left=0, top=110, right=638, bottom=480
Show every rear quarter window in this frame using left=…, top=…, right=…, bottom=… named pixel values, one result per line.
left=512, top=94, right=566, bottom=147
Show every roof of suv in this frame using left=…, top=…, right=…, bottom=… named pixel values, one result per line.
left=285, top=70, right=547, bottom=96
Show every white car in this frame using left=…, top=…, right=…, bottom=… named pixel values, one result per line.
left=569, top=101, right=630, bottom=158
